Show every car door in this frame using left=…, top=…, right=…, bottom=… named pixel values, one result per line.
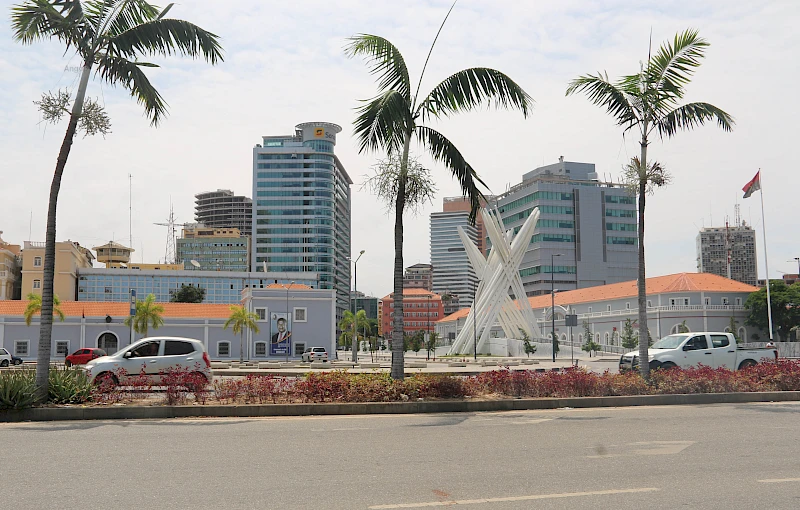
left=162, top=340, right=199, bottom=373
left=76, top=349, right=91, bottom=364
left=681, top=334, right=712, bottom=367
left=709, top=334, right=735, bottom=369
left=119, top=340, right=163, bottom=382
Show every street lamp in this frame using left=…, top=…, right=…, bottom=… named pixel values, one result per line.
left=473, top=300, right=477, bottom=361
left=352, top=250, right=365, bottom=364
left=551, top=253, right=562, bottom=362
left=426, top=294, right=432, bottom=361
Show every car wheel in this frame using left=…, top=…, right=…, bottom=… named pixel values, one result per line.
left=0, top=360, right=8, bottom=367
left=95, top=372, right=118, bottom=387
left=660, top=362, right=677, bottom=370
left=738, top=359, right=757, bottom=370
left=65, top=360, right=72, bottom=368
left=13, top=359, right=22, bottom=366
left=649, top=360, right=662, bottom=371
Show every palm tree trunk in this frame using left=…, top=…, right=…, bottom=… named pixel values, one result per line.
left=240, top=332, right=244, bottom=363
left=637, top=134, right=649, bottom=379
left=391, top=131, right=412, bottom=380
left=35, top=62, right=92, bottom=402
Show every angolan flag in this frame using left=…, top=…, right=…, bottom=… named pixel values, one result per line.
left=742, top=171, right=761, bottom=199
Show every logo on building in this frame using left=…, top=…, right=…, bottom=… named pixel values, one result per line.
left=314, top=128, right=325, bottom=138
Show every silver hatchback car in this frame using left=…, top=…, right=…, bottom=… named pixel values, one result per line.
left=84, top=337, right=212, bottom=385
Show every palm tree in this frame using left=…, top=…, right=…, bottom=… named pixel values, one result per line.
left=223, top=305, right=260, bottom=363
left=346, top=5, right=533, bottom=378
left=338, top=309, right=369, bottom=356
left=124, top=293, right=164, bottom=339
left=11, top=0, right=223, bottom=401
left=566, top=29, right=733, bottom=378
left=23, top=293, right=65, bottom=326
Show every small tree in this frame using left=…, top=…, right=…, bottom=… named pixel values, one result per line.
left=582, top=338, right=601, bottom=357
left=223, top=305, right=260, bottom=363
left=677, top=320, right=690, bottom=333
left=621, top=318, right=637, bottom=350
left=170, top=284, right=206, bottom=303
left=124, top=294, right=164, bottom=340
left=24, top=293, right=65, bottom=326
left=520, top=329, right=536, bottom=358
left=410, top=331, right=423, bottom=355
left=427, top=331, right=438, bottom=360
left=550, top=332, right=560, bottom=356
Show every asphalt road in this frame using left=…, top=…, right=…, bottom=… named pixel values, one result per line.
left=3, top=403, right=800, bottom=509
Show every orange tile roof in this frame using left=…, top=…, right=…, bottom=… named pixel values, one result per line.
left=436, top=273, right=758, bottom=322
left=0, top=301, right=235, bottom=319
left=381, top=288, right=441, bottom=300
left=437, top=308, right=471, bottom=323
left=265, top=283, right=312, bottom=290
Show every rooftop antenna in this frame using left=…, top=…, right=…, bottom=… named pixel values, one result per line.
left=28, top=211, right=32, bottom=241
left=129, top=173, right=133, bottom=248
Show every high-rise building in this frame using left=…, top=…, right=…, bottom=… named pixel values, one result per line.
left=403, top=263, right=433, bottom=291
left=195, top=189, right=253, bottom=236
left=696, top=224, right=757, bottom=286
left=494, top=158, right=637, bottom=296
left=442, top=196, right=492, bottom=255
left=430, top=208, right=479, bottom=308
left=252, top=122, right=352, bottom=320
left=351, top=290, right=379, bottom=320
left=176, top=226, right=250, bottom=272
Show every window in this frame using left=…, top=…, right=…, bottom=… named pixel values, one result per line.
left=294, top=342, right=306, bottom=356
left=722, top=297, right=729, bottom=305
left=255, top=308, right=267, bottom=321
left=704, top=297, right=710, bottom=306
left=217, top=341, right=231, bottom=357
left=33, top=256, right=42, bottom=267
left=587, top=307, right=592, bottom=313
left=164, top=340, right=195, bottom=355
left=55, top=341, right=69, bottom=357
left=15, top=340, right=29, bottom=357
left=33, top=279, right=41, bottom=289
left=735, top=297, right=742, bottom=306
left=686, top=335, right=708, bottom=350
left=669, top=297, right=690, bottom=306
left=606, top=305, right=611, bottom=312
left=711, top=335, right=730, bottom=348
left=254, top=342, right=267, bottom=357
left=604, top=332, right=610, bottom=344
left=626, top=302, right=631, bottom=309
left=647, top=300, right=652, bottom=307
left=130, top=341, right=160, bottom=357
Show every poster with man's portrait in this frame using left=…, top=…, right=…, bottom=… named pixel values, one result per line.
left=270, top=312, right=292, bottom=356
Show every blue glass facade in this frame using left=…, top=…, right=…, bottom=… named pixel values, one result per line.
left=77, top=270, right=317, bottom=304
left=252, top=122, right=352, bottom=320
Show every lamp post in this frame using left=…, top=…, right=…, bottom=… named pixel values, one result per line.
left=473, top=300, right=477, bottom=361
left=551, top=253, right=561, bottom=362
left=352, top=250, right=365, bottom=363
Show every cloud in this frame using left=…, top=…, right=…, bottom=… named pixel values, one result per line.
left=0, top=0, right=797, bottom=302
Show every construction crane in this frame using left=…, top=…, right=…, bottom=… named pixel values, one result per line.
left=153, top=203, right=194, bottom=265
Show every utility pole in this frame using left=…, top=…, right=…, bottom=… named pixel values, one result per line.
left=551, top=253, right=561, bottom=362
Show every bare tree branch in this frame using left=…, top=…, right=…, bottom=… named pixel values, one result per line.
left=361, top=152, right=437, bottom=215
left=621, top=156, right=672, bottom=196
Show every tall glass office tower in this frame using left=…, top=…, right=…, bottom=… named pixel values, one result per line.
left=252, top=122, right=352, bottom=319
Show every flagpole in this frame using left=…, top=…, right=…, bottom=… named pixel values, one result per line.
left=758, top=169, right=774, bottom=341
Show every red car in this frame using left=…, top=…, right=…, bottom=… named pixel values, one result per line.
left=65, top=348, right=107, bottom=367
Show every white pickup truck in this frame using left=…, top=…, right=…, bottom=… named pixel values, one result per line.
left=619, top=332, right=778, bottom=372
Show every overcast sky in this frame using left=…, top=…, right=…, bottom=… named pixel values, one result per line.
left=0, top=0, right=797, bottom=299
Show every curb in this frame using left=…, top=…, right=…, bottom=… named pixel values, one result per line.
left=2, top=391, right=799, bottom=422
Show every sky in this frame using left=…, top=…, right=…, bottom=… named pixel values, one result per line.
left=0, top=0, right=797, bottom=299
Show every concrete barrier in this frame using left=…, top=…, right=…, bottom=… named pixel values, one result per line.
left=448, top=362, right=467, bottom=367
left=258, top=363, right=282, bottom=369
left=309, top=362, right=332, bottom=369
left=5, top=391, right=800, bottom=422
left=358, top=363, right=380, bottom=369
left=481, top=360, right=498, bottom=367
left=405, top=363, right=427, bottom=369
left=210, top=362, right=230, bottom=369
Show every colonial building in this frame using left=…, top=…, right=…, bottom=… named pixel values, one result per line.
left=22, top=240, right=94, bottom=301
left=436, top=273, right=762, bottom=353
left=379, top=288, right=444, bottom=337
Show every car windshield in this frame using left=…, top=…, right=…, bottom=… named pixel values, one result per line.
left=651, top=334, right=689, bottom=350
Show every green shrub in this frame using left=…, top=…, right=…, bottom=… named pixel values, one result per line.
left=48, top=367, right=93, bottom=404
left=0, top=369, right=36, bottom=410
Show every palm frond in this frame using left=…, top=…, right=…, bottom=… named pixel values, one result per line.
left=647, top=29, right=708, bottom=99
left=353, top=90, right=411, bottom=155
left=566, top=72, right=639, bottom=131
left=416, top=126, right=486, bottom=222
left=418, top=67, right=533, bottom=121
left=655, top=102, right=734, bottom=138
left=11, top=0, right=91, bottom=54
left=95, top=54, right=168, bottom=125
left=106, top=17, right=223, bottom=63
left=345, top=34, right=411, bottom=101
left=96, top=0, right=159, bottom=39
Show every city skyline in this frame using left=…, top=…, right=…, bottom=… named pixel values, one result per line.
left=0, top=0, right=796, bottom=298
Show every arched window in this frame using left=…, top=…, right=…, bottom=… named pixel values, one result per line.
left=595, top=333, right=600, bottom=343
left=578, top=334, right=584, bottom=343
left=604, top=332, right=610, bottom=345
left=737, top=327, right=746, bottom=341
left=97, top=332, right=118, bottom=353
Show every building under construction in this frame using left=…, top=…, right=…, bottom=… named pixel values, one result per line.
left=696, top=212, right=758, bottom=286
left=194, top=189, right=252, bottom=236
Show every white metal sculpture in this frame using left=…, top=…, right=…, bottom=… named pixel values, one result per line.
left=448, top=207, right=542, bottom=355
